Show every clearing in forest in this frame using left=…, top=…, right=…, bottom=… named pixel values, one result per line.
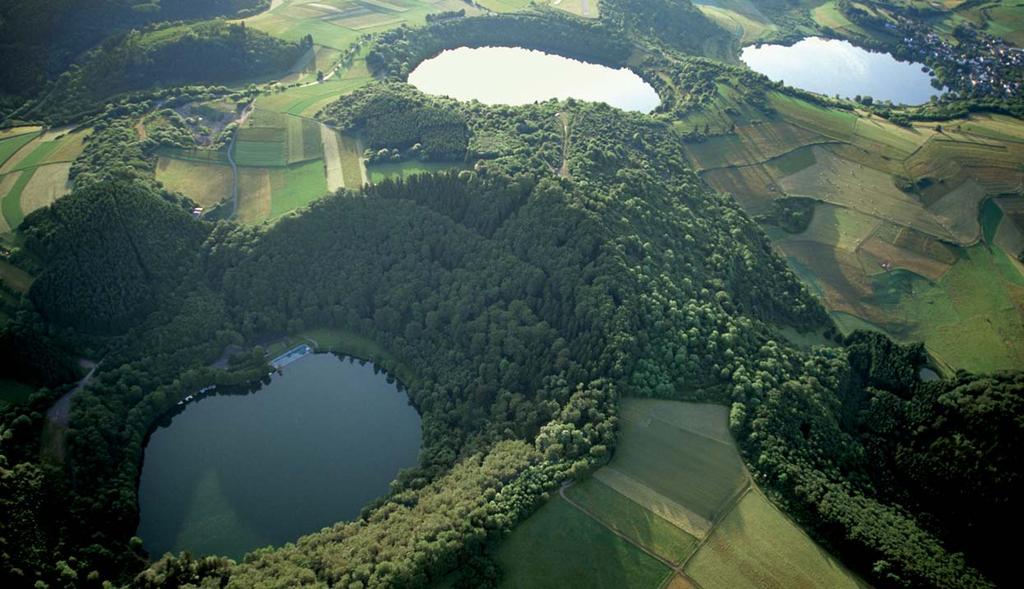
left=498, top=399, right=866, bottom=589
left=156, top=157, right=235, bottom=208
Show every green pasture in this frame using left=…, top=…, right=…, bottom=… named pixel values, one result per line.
left=0, top=131, right=42, bottom=167
left=495, top=495, right=672, bottom=589
left=257, top=74, right=374, bottom=117
left=497, top=400, right=865, bottom=589
left=367, top=161, right=467, bottom=183
left=611, top=404, right=748, bottom=522
left=0, top=258, right=32, bottom=293
left=155, top=156, right=235, bottom=207
left=566, top=478, right=699, bottom=565
left=695, top=1, right=777, bottom=44
left=269, top=160, right=329, bottom=217
left=244, top=0, right=480, bottom=52
left=686, top=489, right=867, bottom=589
left=877, top=234, right=1024, bottom=373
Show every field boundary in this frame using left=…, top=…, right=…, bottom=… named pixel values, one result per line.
left=559, top=481, right=704, bottom=589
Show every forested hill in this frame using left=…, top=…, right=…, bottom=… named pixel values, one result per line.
left=21, top=181, right=209, bottom=334
left=39, top=21, right=308, bottom=123
left=0, top=0, right=269, bottom=96
left=600, top=0, right=733, bottom=58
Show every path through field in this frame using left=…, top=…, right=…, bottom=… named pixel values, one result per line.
left=225, top=104, right=255, bottom=218
left=557, top=111, right=572, bottom=178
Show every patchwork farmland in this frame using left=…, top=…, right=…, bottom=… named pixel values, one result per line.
left=0, top=126, right=90, bottom=230
left=682, top=84, right=1024, bottom=373
left=496, top=400, right=867, bottom=589
left=154, top=107, right=356, bottom=223
left=241, top=0, right=481, bottom=51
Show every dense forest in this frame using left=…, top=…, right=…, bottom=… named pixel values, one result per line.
left=0, top=4, right=1021, bottom=589
left=37, top=21, right=307, bottom=123
left=322, top=84, right=470, bottom=162
left=365, top=12, right=633, bottom=79
left=0, top=0, right=269, bottom=96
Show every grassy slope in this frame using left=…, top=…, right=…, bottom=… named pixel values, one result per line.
left=269, top=160, right=328, bottom=217
left=0, top=131, right=43, bottom=168
left=367, top=161, right=467, bottom=184
left=499, top=400, right=865, bottom=589
left=682, top=80, right=1024, bottom=372
left=566, top=478, right=700, bottom=565
left=687, top=489, right=868, bottom=589
left=494, top=495, right=673, bottom=589
left=156, top=157, right=235, bottom=207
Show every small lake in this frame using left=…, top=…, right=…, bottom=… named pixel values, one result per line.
left=741, top=37, right=943, bottom=105
left=408, top=46, right=661, bottom=113
left=137, top=353, right=421, bottom=559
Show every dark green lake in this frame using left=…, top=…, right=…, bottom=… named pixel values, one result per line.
left=136, top=353, right=421, bottom=560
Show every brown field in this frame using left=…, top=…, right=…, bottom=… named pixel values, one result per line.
left=778, top=146, right=956, bottom=240
left=155, top=157, right=234, bottom=208
left=20, top=163, right=72, bottom=216
left=857, top=235, right=954, bottom=282
left=41, top=128, right=90, bottom=164
left=0, top=126, right=42, bottom=140
left=320, top=125, right=345, bottom=192
left=777, top=240, right=883, bottom=322
left=926, top=178, right=988, bottom=245
left=701, top=165, right=778, bottom=214
left=236, top=168, right=273, bottom=223
left=664, top=575, right=698, bottom=589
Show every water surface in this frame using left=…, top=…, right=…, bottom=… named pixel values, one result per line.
left=741, top=37, right=942, bottom=104
left=408, top=46, right=661, bottom=112
left=137, top=354, right=421, bottom=559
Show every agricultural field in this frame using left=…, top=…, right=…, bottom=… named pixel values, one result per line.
left=687, top=489, right=867, bottom=589
left=241, top=0, right=481, bottom=52
left=321, top=127, right=367, bottom=190
left=234, top=159, right=329, bottom=223
left=548, top=0, right=600, bottom=19
left=154, top=108, right=336, bottom=221
left=156, top=157, right=235, bottom=208
left=495, top=495, right=673, bottom=589
left=498, top=400, right=865, bottom=589
left=681, top=85, right=1024, bottom=372
left=0, top=127, right=90, bottom=230
left=694, top=0, right=778, bottom=44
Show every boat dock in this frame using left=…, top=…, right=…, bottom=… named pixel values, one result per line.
left=271, top=344, right=312, bottom=369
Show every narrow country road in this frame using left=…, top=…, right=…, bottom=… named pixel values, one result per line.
left=224, top=103, right=254, bottom=219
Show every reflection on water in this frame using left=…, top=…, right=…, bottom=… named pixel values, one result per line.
left=137, top=354, right=421, bottom=559
left=409, top=46, right=661, bottom=113
left=742, top=37, right=943, bottom=105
